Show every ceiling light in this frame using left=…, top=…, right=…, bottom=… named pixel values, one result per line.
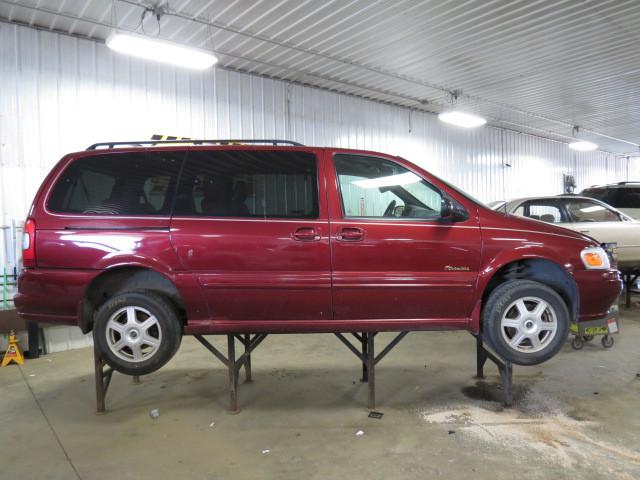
left=106, top=33, right=218, bottom=70
left=438, top=110, right=487, bottom=128
left=568, top=140, right=598, bottom=152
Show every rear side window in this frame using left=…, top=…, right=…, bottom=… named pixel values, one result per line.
left=615, top=188, right=640, bottom=208
left=582, top=188, right=614, bottom=204
left=518, top=200, right=563, bottom=223
left=47, top=152, right=182, bottom=215
left=174, top=150, right=318, bottom=218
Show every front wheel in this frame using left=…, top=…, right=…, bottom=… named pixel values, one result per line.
left=93, top=291, right=182, bottom=376
left=482, top=280, right=570, bottom=365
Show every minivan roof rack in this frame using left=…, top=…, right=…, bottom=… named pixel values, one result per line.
left=617, top=181, right=640, bottom=185
left=86, top=139, right=305, bottom=150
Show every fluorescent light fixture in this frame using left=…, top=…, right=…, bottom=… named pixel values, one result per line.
left=568, top=140, right=598, bottom=151
left=106, top=33, right=218, bottom=70
left=438, top=110, right=487, bottom=128
left=353, top=172, right=421, bottom=189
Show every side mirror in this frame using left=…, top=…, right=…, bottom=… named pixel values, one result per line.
left=441, top=197, right=468, bottom=222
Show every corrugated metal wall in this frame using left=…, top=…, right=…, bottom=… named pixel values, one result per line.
left=0, top=22, right=637, bottom=269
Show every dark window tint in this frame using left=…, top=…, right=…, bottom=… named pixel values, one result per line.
left=615, top=188, right=640, bottom=208
left=48, top=152, right=182, bottom=215
left=582, top=188, right=615, bottom=204
left=175, top=150, right=318, bottom=218
left=334, top=154, right=442, bottom=219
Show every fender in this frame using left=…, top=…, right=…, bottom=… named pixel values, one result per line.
left=77, top=257, right=208, bottom=333
left=470, top=243, right=581, bottom=333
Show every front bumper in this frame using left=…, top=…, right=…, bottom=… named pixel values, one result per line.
left=574, top=268, right=622, bottom=322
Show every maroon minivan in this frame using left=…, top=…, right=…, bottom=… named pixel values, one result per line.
left=15, top=140, right=622, bottom=375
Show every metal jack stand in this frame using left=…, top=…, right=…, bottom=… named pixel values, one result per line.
left=623, top=272, right=639, bottom=309
left=94, top=334, right=267, bottom=414
left=474, top=335, right=513, bottom=407
left=193, top=334, right=268, bottom=413
left=94, top=344, right=141, bottom=414
left=334, top=331, right=409, bottom=410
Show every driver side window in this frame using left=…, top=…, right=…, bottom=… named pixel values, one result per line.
left=334, top=154, right=442, bottom=219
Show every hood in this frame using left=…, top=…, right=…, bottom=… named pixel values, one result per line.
left=479, top=206, right=598, bottom=245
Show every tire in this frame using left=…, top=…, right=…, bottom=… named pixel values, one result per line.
left=93, top=291, right=182, bottom=376
left=482, top=280, right=570, bottom=366
left=601, top=335, right=614, bottom=348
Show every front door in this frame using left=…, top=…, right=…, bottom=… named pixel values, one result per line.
left=170, top=148, right=331, bottom=326
left=327, top=152, right=481, bottom=327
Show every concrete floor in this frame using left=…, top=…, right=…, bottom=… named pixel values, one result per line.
left=2, top=306, right=640, bottom=480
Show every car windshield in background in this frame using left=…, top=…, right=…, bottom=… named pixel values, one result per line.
left=564, top=199, right=621, bottom=223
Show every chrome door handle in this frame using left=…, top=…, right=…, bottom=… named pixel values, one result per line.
left=292, top=227, right=320, bottom=241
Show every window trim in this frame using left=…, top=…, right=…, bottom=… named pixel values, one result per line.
left=332, top=153, right=446, bottom=223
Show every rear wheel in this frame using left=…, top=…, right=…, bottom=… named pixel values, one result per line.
left=482, top=280, right=570, bottom=365
left=94, top=291, right=182, bottom=375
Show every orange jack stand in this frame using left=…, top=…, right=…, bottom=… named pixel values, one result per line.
left=1, top=330, right=25, bottom=367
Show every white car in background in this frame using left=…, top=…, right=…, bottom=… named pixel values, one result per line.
left=494, top=195, right=640, bottom=272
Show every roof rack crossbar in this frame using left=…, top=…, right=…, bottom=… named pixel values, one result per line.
left=86, top=139, right=305, bottom=150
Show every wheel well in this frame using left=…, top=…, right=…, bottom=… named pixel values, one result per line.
left=82, top=267, right=186, bottom=333
left=481, top=259, right=578, bottom=325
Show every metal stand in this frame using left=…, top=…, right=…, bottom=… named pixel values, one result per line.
left=94, top=334, right=266, bottom=414
left=25, top=321, right=40, bottom=359
left=193, top=334, right=267, bottom=413
left=93, top=332, right=515, bottom=413
left=623, top=272, right=639, bottom=309
left=474, top=335, right=513, bottom=406
left=94, top=344, right=140, bottom=414
left=334, top=331, right=409, bottom=410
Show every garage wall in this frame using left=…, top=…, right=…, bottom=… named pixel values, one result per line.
left=1, top=21, right=638, bottom=265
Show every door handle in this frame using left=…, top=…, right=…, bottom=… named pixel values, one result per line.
left=292, top=227, right=321, bottom=241
left=337, top=227, right=365, bottom=241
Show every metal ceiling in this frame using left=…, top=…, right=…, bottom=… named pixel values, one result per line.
left=1, top=0, right=640, bottom=155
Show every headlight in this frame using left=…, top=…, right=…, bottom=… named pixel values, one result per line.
left=580, top=246, right=611, bottom=270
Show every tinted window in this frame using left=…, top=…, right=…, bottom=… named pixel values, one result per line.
left=334, top=154, right=442, bottom=219
left=175, top=150, right=318, bottom=218
left=582, top=187, right=614, bottom=204
left=48, top=152, right=182, bottom=215
left=564, top=199, right=621, bottom=222
left=615, top=188, right=640, bottom=208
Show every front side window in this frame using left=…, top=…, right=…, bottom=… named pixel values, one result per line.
left=47, top=152, right=182, bottom=215
left=564, top=199, right=621, bottom=223
left=175, top=150, right=319, bottom=218
left=334, top=154, right=442, bottom=219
